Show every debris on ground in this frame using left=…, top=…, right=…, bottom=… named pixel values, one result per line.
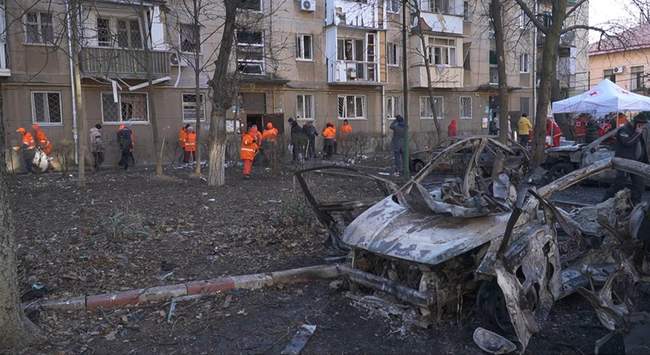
left=280, top=324, right=317, bottom=355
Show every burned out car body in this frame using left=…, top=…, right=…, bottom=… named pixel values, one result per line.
left=297, top=136, right=650, bottom=352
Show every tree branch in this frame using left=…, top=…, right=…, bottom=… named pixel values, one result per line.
left=512, top=0, right=548, bottom=35
left=565, top=0, right=589, bottom=19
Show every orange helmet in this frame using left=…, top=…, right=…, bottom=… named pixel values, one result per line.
left=32, top=123, right=41, bottom=131
left=266, top=122, right=273, bottom=130
left=16, top=127, right=26, bottom=134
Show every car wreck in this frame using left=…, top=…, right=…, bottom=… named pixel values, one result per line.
left=296, top=137, right=650, bottom=353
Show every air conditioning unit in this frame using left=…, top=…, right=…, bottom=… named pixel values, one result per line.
left=300, top=0, right=315, bottom=12
left=613, top=66, right=625, bottom=74
left=170, top=53, right=188, bottom=67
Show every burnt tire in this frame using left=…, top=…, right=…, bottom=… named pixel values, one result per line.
left=475, top=280, right=513, bottom=334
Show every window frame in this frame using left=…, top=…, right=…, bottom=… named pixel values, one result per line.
left=385, top=95, right=400, bottom=119
left=426, top=37, right=457, bottom=66
left=631, top=65, right=645, bottom=91
left=337, top=95, right=367, bottom=120
left=603, top=69, right=616, bottom=83
left=519, top=53, right=530, bottom=73
left=236, top=30, right=265, bottom=75
left=296, top=34, right=314, bottom=61
left=24, top=11, right=54, bottom=45
left=100, top=92, right=150, bottom=124
left=181, top=93, right=207, bottom=123
left=31, top=91, right=63, bottom=125
left=459, top=96, right=472, bottom=120
left=419, top=96, right=444, bottom=120
left=296, top=94, right=315, bottom=120
left=387, top=42, right=399, bottom=66
left=386, top=0, right=401, bottom=13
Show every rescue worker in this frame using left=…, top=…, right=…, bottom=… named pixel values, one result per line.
left=340, top=119, right=353, bottom=136
left=390, top=115, right=407, bottom=176
left=89, top=124, right=104, bottom=170
left=117, top=124, right=134, bottom=170
left=603, top=113, right=648, bottom=204
left=262, top=122, right=279, bottom=170
left=545, top=117, right=562, bottom=147
left=448, top=119, right=458, bottom=139
left=339, top=119, right=352, bottom=156
left=183, top=126, right=197, bottom=163
left=32, top=124, right=53, bottom=155
left=517, top=113, right=532, bottom=146
left=585, top=117, right=600, bottom=143
left=322, top=122, right=336, bottom=159
left=178, top=124, right=190, bottom=163
left=15, top=128, right=36, bottom=173
left=574, top=113, right=588, bottom=143
left=240, top=127, right=259, bottom=179
left=303, top=121, right=318, bottom=160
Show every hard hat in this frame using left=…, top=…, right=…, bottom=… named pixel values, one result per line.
left=16, top=127, right=26, bottom=134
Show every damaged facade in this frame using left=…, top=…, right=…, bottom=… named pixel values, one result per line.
left=0, top=0, right=589, bottom=166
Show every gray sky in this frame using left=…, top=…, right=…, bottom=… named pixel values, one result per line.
left=590, top=0, right=634, bottom=41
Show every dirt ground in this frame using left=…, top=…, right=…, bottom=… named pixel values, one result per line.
left=7, top=161, right=649, bottom=354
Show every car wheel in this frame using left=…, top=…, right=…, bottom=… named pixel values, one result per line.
left=412, top=160, right=425, bottom=173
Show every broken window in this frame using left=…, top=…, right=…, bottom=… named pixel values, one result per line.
left=31, top=92, right=62, bottom=124
left=25, top=12, right=53, bottom=44
left=237, top=31, right=264, bottom=74
left=420, top=96, right=443, bottom=119
left=102, top=92, right=148, bottom=123
left=337, top=95, right=365, bottom=119
left=238, top=0, right=262, bottom=11
left=182, top=93, right=205, bottom=122
left=296, top=94, right=314, bottom=120
left=180, top=23, right=200, bottom=53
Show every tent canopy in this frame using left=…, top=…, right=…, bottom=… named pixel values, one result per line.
left=552, top=79, right=650, bottom=115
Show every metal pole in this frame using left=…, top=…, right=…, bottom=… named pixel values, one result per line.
left=402, top=0, right=409, bottom=178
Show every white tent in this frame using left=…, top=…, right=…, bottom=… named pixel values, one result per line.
left=552, top=79, right=650, bottom=115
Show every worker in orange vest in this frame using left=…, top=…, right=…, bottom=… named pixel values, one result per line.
left=178, top=124, right=189, bottom=163
left=250, top=124, right=262, bottom=145
left=32, top=123, right=53, bottom=155
left=262, top=122, right=279, bottom=171
left=322, top=122, right=336, bottom=159
left=240, top=127, right=259, bottom=179
left=339, top=119, right=352, bottom=156
left=15, top=127, right=36, bottom=173
left=340, top=119, right=353, bottom=136
left=183, top=126, right=197, bottom=163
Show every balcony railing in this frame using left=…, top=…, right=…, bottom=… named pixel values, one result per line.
left=80, top=47, right=171, bottom=79
left=332, top=60, right=379, bottom=84
left=409, top=65, right=464, bottom=88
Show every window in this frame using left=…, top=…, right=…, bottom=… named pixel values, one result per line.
left=182, top=94, right=205, bottom=122
left=31, top=92, right=62, bottom=124
left=519, top=9, right=527, bottom=29
left=460, top=96, right=472, bottom=119
left=117, top=19, right=142, bottom=49
left=422, top=0, right=451, bottom=13
left=25, top=12, right=53, bottom=44
left=519, top=53, right=530, bottom=73
left=296, top=94, right=314, bottom=120
left=419, top=96, right=443, bottom=119
left=180, top=23, right=200, bottom=53
left=631, top=66, right=645, bottom=91
left=237, top=31, right=264, bottom=74
left=427, top=37, right=457, bottom=66
left=386, top=96, right=400, bottom=119
left=604, top=69, right=616, bottom=83
left=238, top=0, right=262, bottom=11
left=463, top=43, right=471, bottom=70
left=296, top=34, right=313, bottom=60
left=97, top=18, right=112, bottom=47
left=101, top=93, right=148, bottom=123
left=387, top=43, right=398, bottom=66
left=337, top=38, right=365, bottom=61
left=386, top=0, right=401, bottom=13
left=337, top=95, right=365, bottom=119
left=463, top=1, right=470, bottom=20
left=489, top=67, right=499, bottom=84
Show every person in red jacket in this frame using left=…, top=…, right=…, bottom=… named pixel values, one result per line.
left=447, top=119, right=457, bottom=139
left=545, top=117, right=562, bottom=147
left=183, top=126, right=197, bottom=163
left=240, top=127, right=259, bottom=179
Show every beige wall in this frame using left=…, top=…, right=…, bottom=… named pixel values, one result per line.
left=589, top=49, right=650, bottom=91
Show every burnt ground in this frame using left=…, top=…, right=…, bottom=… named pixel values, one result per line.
left=7, top=161, right=650, bottom=354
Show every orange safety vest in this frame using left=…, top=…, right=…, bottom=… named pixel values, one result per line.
left=340, top=124, right=352, bottom=135
left=34, top=129, right=52, bottom=154
left=323, top=127, right=336, bottom=139
left=184, top=132, right=197, bottom=152
left=262, top=128, right=278, bottom=143
left=22, top=132, right=36, bottom=149
left=178, top=128, right=187, bottom=148
left=240, top=132, right=258, bottom=161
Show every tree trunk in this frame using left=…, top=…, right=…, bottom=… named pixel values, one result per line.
left=491, top=0, right=510, bottom=144
left=414, top=13, right=441, bottom=145
left=70, top=1, right=86, bottom=187
left=140, top=7, right=163, bottom=176
left=207, top=0, right=237, bottom=186
left=0, top=91, right=36, bottom=350
left=531, top=1, right=567, bottom=167
left=193, top=0, right=202, bottom=176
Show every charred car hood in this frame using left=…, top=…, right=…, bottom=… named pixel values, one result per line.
left=342, top=195, right=511, bottom=266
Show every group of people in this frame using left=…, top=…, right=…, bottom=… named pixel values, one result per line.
left=89, top=123, right=135, bottom=171
left=14, top=124, right=52, bottom=173
left=177, top=124, right=198, bottom=164
left=240, top=122, right=279, bottom=178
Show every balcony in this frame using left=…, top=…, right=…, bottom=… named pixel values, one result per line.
left=80, top=47, right=171, bottom=79
left=326, top=0, right=383, bottom=29
left=329, top=60, right=380, bottom=85
left=409, top=65, right=463, bottom=88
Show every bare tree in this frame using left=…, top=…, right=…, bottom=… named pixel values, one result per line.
left=490, top=0, right=510, bottom=143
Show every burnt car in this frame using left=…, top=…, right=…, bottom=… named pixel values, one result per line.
left=297, top=136, right=650, bottom=352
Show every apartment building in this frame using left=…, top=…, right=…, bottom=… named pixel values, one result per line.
left=0, top=0, right=589, bottom=166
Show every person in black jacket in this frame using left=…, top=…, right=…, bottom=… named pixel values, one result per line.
left=289, top=118, right=307, bottom=162
left=390, top=115, right=408, bottom=176
left=302, top=121, right=318, bottom=160
left=603, top=113, right=648, bottom=204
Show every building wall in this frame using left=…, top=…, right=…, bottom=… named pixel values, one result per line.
left=589, top=49, right=650, bottom=91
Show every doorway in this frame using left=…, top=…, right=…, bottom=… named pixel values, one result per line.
left=246, top=114, right=263, bottom=130
left=262, top=113, right=285, bottom=135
